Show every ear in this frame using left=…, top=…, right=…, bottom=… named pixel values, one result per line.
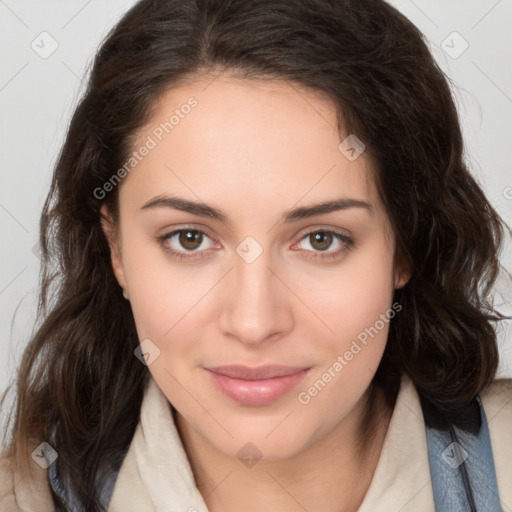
left=394, top=243, right=411, bottom=290
left=100, top=203, right=128, bottom=294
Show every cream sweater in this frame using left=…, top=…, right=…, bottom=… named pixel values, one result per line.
left=1, top=374, right=511, bottom=512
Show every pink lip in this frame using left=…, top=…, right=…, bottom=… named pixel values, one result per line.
left=205, top=365, right=311, bottom=406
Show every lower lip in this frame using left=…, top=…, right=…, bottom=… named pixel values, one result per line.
left=205, top=368, right=311, bottom=406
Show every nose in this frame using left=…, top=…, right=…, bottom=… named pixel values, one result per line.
left=218, top=248, right=293, bottom=346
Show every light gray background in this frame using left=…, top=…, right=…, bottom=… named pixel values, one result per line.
left=1, top=0, right=511, bottom=407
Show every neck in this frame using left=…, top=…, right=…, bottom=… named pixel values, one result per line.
left=173, top=383, right=395, bottom=512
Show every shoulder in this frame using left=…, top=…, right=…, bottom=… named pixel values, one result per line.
left=479, top=377, right=512, bottom=506
left=0, top=452, right=24, bottom=512
left=0, top=453, right=16, bottom=507
left=480, top=377, right=512, bottom=423
left=0, top=448, right=55, bottom=512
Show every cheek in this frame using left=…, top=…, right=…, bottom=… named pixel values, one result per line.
left=307, top=240, right=395, bottom=342
left=296, top=240, right=396, bottom=396
left=121, top=239, right=221, bottom=375
left=126, top=267, right=208, bottom=346
left=119, top=227, right=201, bottom=334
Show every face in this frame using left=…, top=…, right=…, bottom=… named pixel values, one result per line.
left=102, top=74, right=409, bottom=462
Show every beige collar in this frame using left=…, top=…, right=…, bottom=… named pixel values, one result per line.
left=108, top=373, right=436, bottom=511
left=357, top=374, right=435, bottom=511
left=108, top=374, right=210, bottom=512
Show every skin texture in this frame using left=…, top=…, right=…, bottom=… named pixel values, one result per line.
left=101, top=74, right=410, bottom=512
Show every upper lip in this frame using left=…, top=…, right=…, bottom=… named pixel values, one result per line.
left=205, top=365, right=310, bottom=380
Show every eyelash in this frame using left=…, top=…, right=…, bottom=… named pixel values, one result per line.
left=156, top=226, right=354, bottom=262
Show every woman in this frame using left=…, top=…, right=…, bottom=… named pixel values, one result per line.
left=1, top=0, right=511, bottom=511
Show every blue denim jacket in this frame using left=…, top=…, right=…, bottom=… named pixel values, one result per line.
left=421, top=394, right=503, bottom=512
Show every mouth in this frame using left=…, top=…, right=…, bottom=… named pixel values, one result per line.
left=204, top=365, right=311, bottom=406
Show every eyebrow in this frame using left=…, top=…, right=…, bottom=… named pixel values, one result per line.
left=140, top=194, right=373, bottom=224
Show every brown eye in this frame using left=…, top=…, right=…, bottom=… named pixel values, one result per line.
left=157, top=227, right=217, bottom=261
left=178, top=230, right=203, bottom=251
left=294, top=229, right=354, bottom=261
left=308, top=231, right=333, bottom=251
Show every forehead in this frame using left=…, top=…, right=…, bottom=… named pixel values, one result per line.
left=120, top=75, right=381, bottom=219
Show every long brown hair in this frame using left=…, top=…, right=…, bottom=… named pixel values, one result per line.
left=2, top=0, right=510, bottom=510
